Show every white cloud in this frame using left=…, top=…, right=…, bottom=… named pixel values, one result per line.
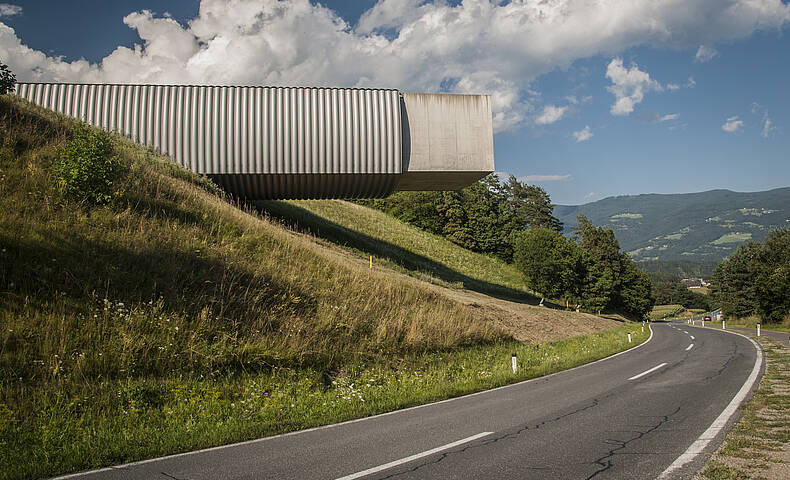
left=659, top=113, right=679, bottom=122
left=695, top=45, right=719, bottom=62
left=751, top=103, right=778, bottom=138
left=535, top=104, right=569, bottom=125
left=584, top=192, right=596, bottom=200
left=573, top=125, right=594, bottom=142
left=669, top=76, right=696, bottom=91
left=0, top=4, right=21, bottom=18
left=722, top=116, right=744, bottom=133
left=605, top=58, right=662, bottom=115
left=762, top=117, right=776, bottom=138
left=2, top=0, right=790, bottom=132
left=520, top=174, right=573, bottom=182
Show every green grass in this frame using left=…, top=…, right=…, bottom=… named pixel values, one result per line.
left=712, top=232, right=753, bottom=245
left=649, top=304, right=685, bottom=321
left=1, top=324, right=648, bottom=479
left=709, top=317, right=790, bottom=333
left=255, top=200, right=534, bottom=301
left=0, top=95, right=647, bottom=479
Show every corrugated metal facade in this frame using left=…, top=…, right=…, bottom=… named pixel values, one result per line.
left=15, top=83, right=403, bottom=198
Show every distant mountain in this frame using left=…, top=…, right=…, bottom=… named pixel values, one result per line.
left=555, top=188, right=790, bottom=267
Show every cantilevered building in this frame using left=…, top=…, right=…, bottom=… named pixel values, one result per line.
left=15, top=84, right=494, bottom=199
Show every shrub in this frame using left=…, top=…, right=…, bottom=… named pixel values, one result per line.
left=53, top=124, right=125, bottom=204
left=0, top=61, right=15, bottom=95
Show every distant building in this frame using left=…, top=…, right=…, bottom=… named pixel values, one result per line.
left=681, top=278, right=704, bottom=288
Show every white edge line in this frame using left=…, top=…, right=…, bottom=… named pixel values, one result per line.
left=334, top=432, right=492, bottom=480
left=686, top=344, right=694, bottom=351
left=628, top=362, right=668, bottom=381
left=658, top=328, right=763, bottom=479
left=52, top=325, right=655, bottom=479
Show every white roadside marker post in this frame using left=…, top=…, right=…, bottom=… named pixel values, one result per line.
left=722, top=320, right=726, bottom=330
left=757, top=324, right=761, bottom=337
left=511, top=353, right=518, bottom=374
left=642, top=322, right=645, bottom=332
left=628, top=333, right=632, bottom=344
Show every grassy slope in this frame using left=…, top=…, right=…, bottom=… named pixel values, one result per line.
left=0, top=96, right=645, bottom=479
left=256, top=199, right=530, bottom=300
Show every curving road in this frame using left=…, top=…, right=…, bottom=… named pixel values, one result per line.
left=55, top=323, right=762, bottom=480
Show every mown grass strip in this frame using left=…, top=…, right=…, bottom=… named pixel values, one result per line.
left=1, top=324, right=648, bottom=480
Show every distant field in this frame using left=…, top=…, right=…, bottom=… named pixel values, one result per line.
left=712, top=232, right=753, bottom=245
left=649, top=304, right=685, bottom=321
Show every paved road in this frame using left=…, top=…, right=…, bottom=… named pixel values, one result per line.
left=56, top=324, right=761, bottom=480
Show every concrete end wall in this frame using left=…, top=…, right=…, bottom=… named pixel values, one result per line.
left=398, top=93, right=494, bottom=191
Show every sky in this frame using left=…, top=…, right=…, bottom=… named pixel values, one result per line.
left=1, top=0, right=789, bottom=205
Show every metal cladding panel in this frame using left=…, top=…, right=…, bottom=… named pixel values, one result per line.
left=399, top=93, right=494, bottom=174
left=14, top=83, right=403, bottom=177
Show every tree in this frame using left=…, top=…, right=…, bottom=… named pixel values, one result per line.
left=574, top=215, right=623, bottom=312
left=754, top=228, right=790, bottom=323
left=613, top=257, right=655, bottom=318
left=502, top=175, right=563, bottom=232
left=0, top=61, right=16, bottom=95
left=710, top=242, right=761, bottom=319
left=513, top=227, right=582, bottom=304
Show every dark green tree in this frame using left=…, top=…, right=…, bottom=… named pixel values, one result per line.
left=573, top=215, right=623, bottom=312
left=0, top=61, right=15, bottom=95
left=754, top=228, right=790, bottom=323
left=513, top=227, right=582, bottom=304
left=613, top=257, right=655, bottom=318
left=502, top=175, right=563, bottom=232
left=710, top=242, right=761, bottom=319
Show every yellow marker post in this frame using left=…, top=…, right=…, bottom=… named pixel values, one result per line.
left=369, top=255, right=372, bottom=269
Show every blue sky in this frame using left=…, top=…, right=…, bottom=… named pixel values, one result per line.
left=2, top=0, right=789, bottom=204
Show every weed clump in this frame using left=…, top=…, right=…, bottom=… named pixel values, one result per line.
left=53, top=124, right=125, bottom=204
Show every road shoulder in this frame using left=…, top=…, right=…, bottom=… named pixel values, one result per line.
left=695, top=334, right=790, bottom=480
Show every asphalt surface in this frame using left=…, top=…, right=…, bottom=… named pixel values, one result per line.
left=56, top=323, right=761, bottom=480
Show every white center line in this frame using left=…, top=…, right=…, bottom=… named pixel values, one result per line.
left=690, top=335, right=695, bottom=340
left=686, top=344, right=694, bottom=351
left=683, top=331, right=688, bottom=334
left=334, top=432, right=493, bottom=480
left=628, top=362, right=668, bottom=381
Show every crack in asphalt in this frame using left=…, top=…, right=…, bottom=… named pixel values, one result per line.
left=159, top=472, right=192, bottom=480
left=378, top=399, right=603, bottom=479
left=585, top=407, right=681, bottom=480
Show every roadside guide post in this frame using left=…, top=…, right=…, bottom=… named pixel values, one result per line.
left=757, top=324, right=761, bottom=337
left=511, top=353, right=517, bottom=374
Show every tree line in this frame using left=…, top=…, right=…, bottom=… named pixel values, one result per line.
left=364, top=175, right=654, bottom=318
left=512, top=216, right=653, bottom=318
left=710, top=228, right=790, bottom=324
left=362, top=174, right=563, bottom=262
left=648, top=272, right=710, bottom=311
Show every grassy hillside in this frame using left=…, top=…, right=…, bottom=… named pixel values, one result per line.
left=556, top=189, right=790, bottom=264
left=0, top=96, right=645, bottom=479
left=256, top=200, right=529, bottom=300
